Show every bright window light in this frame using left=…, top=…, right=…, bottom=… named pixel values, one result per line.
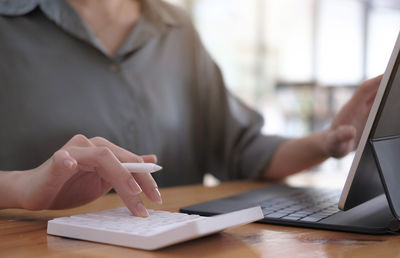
left=367, top=8, right=400, bottom=78
left=316, top=0, right=364, bottom=85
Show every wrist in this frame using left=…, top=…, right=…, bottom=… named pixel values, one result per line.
left=0, top=170, right=26, bottom=209
left=312, top=129, right=332, bottom=159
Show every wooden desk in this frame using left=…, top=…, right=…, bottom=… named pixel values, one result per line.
left=0, top=180, right=399, bottom=258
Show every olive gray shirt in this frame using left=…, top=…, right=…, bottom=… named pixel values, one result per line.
left=0, top=0, right=285, bottom=187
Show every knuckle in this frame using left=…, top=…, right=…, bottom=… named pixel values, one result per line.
left=125, top=192, right=143, bottom=203
left=90, top=136, right=100, bottom=142
left=90, top=136, right=108, bottom=143
left=71, top=134, right=94, bottom=147
left=124, top=174, right=135, bottom=184
left=53, top=149, right=68, bottom=159
left=96, top=146, right=113, bottom=157
left=71, top=134, right=88, bottom=143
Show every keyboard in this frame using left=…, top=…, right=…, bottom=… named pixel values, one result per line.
left=47, top=206, right=263, bottom=250
left=260, top=188, right=340, bottom=222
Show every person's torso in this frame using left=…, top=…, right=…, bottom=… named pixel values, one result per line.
left=0, top=7, right=205, bottom=186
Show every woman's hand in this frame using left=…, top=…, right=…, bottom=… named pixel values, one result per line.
left=12, top=134, right=161, bottom=217
left=325, top=75, right=383, bottom=158
left=265, top=75, right=383, bottom=180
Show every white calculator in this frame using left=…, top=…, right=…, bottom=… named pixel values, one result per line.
left=47, top=206, right=263, bottom=250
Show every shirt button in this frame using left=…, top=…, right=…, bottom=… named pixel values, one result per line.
left=109, top=63, right=120, bottom=73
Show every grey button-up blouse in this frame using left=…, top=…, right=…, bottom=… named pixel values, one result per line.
left=0, top=0, right=285, bottom=187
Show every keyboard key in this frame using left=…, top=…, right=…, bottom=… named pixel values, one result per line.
left=290, top=211, right=312, bottom=217
left=279, top=207, right=301, bottom=212
left=287, top=204, right=307, bottom=210
left=300, top=208, right=321, bottom=213
left=256, top=187, right=341, bottom=224
left=282, top=215, right=303, bottom=221
left=264, top=212, right=289, bottom=218
left=261, top=208, right=277, bottom=214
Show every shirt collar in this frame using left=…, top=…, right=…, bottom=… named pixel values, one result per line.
left=143, top=0, right=180, bottom=27
left=0, top=0, right=37, bottom=16
left=0, top=0, right=181, bottom=58
left=0, top=0, right=180, bottom=25
left=39, top=0, right=108, bottom=55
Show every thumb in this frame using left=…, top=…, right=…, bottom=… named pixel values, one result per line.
left=22, top=150, right=78, bottom=210
left=50, top=150, right=78, bottom=177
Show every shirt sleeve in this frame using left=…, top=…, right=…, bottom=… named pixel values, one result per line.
left=190, top=27, right=287, bottom=181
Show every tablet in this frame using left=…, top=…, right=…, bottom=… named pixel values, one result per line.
left=339, top=32, right=400, bottom=211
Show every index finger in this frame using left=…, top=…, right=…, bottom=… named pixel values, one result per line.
left=89, top=137, right=162, bottom=204
left=65, top=146, right=149, bottom=217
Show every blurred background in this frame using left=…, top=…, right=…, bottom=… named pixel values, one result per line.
left=165, top=0, right=400, bottom=185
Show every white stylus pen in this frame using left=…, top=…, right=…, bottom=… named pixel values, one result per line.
left=122, top=163, right=163, bottom=173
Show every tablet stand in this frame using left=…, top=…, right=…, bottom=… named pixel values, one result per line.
left=371, top=136, right=400, bottom=222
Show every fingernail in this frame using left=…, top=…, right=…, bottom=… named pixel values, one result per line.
left=151, top=188, right=162, bottom=204
left=128, top=177, right=142, bottom=195
left=136, top=202, right=149, bottom=217
left=64, top=159, right=74, bottom=169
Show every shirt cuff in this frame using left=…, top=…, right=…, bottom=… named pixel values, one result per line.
left=239, top=134, right=288, bottom=180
